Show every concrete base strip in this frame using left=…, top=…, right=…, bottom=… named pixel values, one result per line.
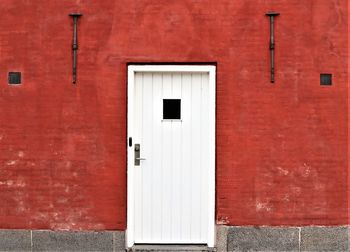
left=300, top=226, right=349, bottom=252
left=227, top=226, right=349, bottom=252
left=0, top=227, right=348, bottom=251
left=0, top=230, right=31, bottom=251
left=0, top=230, right=124, bottom=252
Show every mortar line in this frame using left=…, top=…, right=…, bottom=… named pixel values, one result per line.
left=30, top=230, right=33, bottom=252
left=298, top=227, right=301, bottom=252
left=113, top=231, right=115, bottom=252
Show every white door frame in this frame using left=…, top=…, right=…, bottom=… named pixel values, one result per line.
left=126, top=65, right=216, bottom=248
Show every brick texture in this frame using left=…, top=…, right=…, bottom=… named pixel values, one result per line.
left=0, top=0, right=347, bottom=230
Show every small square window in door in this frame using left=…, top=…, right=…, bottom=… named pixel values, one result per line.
left=163, top=99, right=181, bottom=119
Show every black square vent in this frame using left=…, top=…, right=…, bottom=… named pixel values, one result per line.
left=8, top=72, right=21, bottom=85
left=320, top=74, right=332, bottom=86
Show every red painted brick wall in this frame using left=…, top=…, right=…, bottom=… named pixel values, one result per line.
left=0, top=0, right=347, bottom=230
left=348, top=0, right=350, bottom=225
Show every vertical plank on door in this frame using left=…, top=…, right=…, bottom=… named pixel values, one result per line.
left=141, top=73, right=153, bottom=241
left=161, top=73, right=172, bottom=241
left=200, top=73, right=209, bottom=241
left=190, top=73, right=202, bottom=241
left=180, top=73, right=192, bottom=241
left=171, top=73, right=182, bottom=240
left=151, top=73, right=163, bottom=241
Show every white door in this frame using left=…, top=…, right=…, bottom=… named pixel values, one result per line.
left=127, top=66, right=215, bottom=247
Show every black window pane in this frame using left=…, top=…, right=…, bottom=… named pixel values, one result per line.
left=320, top=74, right=332, bottom=86
left=163, top=99, right=181, bottom=119
left=8, top=72, right=21, bottom=84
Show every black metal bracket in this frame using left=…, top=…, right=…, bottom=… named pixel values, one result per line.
left=266, top=12, right=279, bottom=83
left=69, top=13, right=82, bottom=84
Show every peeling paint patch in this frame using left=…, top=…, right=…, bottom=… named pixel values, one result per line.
left=217, top=216, right=229, bottom=225
left=300, top=163, right=311, bottom=178
left=0, top=180, right=13, bottom=186
left=14, top=179, right=26, bottom=187
left=256, top=201, right=273, bottom=212
left=6, top=160, right=18, bottom=166
left=57, top=198, right=68, bottom=204
left=0, top=178, right=26, bottom=187
left=50, top=209, right=90, bottom=230
left=282, top=194, right=290, bottom=202
left=276, top=166, right=289, bottom=176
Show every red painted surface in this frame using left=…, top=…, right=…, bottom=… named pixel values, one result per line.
left=0, top=0, right=347, bottom=230
left=348, top=0, right=350, bottom=225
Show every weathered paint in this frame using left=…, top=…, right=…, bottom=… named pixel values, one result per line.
left=0, top=0, right=347, bottom=230
left=348, top=0, right=350, bottom=225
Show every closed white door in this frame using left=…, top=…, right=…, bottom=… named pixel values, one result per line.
left=128, top=66, right=215, bottom=246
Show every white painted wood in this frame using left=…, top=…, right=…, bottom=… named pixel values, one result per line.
left=151, top=73, right=163, bottom=240
left=141, top=73, right=153, bottom=241
left=134, top=73, right=143, bottom=241
left=207, top=68, right=216, bottom=248
left=180, top=73, right=193, bottom=241
left=171, top=73, right=182, bottom=240
left=161, top=73, right=172, bottom=241
left=127, top=65, right=216, bottom=248
left=190, top=73, right=202, bottom=242
left=200, top=73, right=209, bottom=241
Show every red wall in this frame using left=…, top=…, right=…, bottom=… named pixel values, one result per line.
left=0, top=0, right=347, bottom=230
left=348, top=0, right=350, bottom=225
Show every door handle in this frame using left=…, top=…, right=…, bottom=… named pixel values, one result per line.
left=134, top=144, right=146, bottom=166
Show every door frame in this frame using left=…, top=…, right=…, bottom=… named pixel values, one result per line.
left=126, top=65, right=216, bottom=248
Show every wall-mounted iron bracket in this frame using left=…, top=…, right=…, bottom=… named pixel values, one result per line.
left=69, top=13, right=82, bottom=84
left=266, top=12, right=279, bottom=83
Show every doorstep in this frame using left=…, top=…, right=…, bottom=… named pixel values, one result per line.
left=130, top=245, right=216, bottom=252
